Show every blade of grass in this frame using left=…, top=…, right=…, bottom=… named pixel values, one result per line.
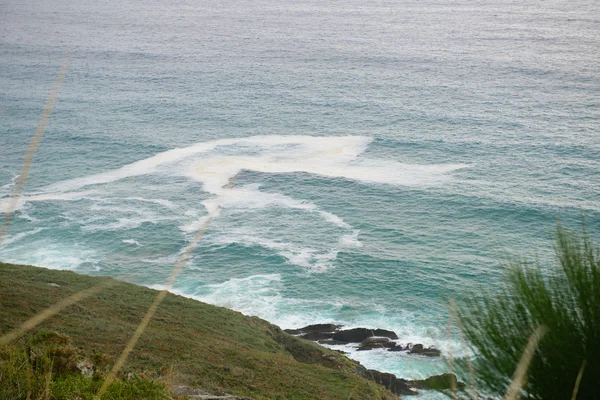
left=504, top=326, right=547, bottom=400
left=570, top=360, right=586, bottom=400
left=0, top=57, right=70, bottom=247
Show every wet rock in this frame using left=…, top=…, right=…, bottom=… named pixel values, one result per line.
left=373, top=329, right=399, bottom=340
left=299, top=331, right=335, bottom=341
left=284, top=329, right=303, bottom=335
left=298, top=323, right=342, bottom=333
left=367, top=369, right=419, bottom=396
left=318, top=339, right=349, bottom=346
left=408, top=344, right=441, bottom=357
left=409, top=373, right=466, bottom=391
left=357, top=337, right=393, bottom=351
left=332, top=328, right=373, bottom=343
left=387, top=345, right=405, bottom=352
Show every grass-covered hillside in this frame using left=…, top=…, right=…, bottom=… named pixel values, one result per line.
left=0, top=263, right=395, bottom=400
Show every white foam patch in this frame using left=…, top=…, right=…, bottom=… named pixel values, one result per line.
left=150, top=274, right=284, bottom=316
left=0, top=168, right=19, bottom=197
left=183, top=136, right=466, bottom=198
left=7, top=136, right=466, bottom=273
left=82, top=217, right=158, bottom=232
left=179, top=184, right=350, bottom=231
left=208, top=231, right=338, bottom=273
left=180, top=215, right=212, bottom=234
left=40, top=135, right=465, bottom=196
left=122, top=239, right=142, bottom=246
left=79, top=202, right=181, bottom=232
left=0, top=242, right=97, bottom=271
left=124, top=197, right=178, bottom=209
left=0, top=228, right=45, bottom=247
left=0, top=190, right=98, bottom=212
left=340, top=230, right=362, bottom=247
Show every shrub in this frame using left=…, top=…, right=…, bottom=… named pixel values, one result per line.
left=0, top=331, right=170, bottom=400
left=457, top=224, right=600, bottom=399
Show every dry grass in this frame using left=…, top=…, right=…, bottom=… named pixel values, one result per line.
left=503, top=326, right=547, bottom=400
left=570, top=360, right=586, bottom=400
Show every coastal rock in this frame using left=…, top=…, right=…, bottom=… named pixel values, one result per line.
left=332, top=328, right=373, bottom=342
left=298, top=323, right=342, bottom=333
left=317, top=339, right=349, bottom=345
left=387, top=345, right=405, bottom=352
left=299, top=331, right=335, bottom=341
left=76, top=360, right=94, bottom=378
left=408, top=344, right=441, bottom=357
left=367, top=369, right=419, bottom=396
left=409, top=373, right=466, bottom=391
left=357, top=337, right=397, bottom=351
left=286, top=324, right=400, bottom=344
left=372, top=328, right=399, bottom=340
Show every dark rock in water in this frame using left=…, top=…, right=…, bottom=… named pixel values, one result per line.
left=409, top=373, right=466, bottom=391
left=298, top=323, right=342, bottom=333
left=366, top=369, right=418, bottom=396
left=387, top=345, right=405, bottom=352
left=299, top=331, right=335, bottom=341
left=332, top=328, right=373, bottom=343
left=372, top=329, right=399, bottom=340
left=318, top=339, right=349, bottom=346
left=284, top=329, right=303, bottom=335
left=363, top=337, right=391, bottom=345
left=408, top=344, right=441, bottom=357
left=357, top=337, right=393, bottom=351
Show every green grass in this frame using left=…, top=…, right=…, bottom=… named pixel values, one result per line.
left=0, top=263, right=395, bottom=400
left=457, top=224, right=600, bottom=399
left=1, top=330, right=171, bottom=400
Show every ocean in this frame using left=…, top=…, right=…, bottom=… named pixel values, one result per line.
left=1, top=0, right=599, bottom=396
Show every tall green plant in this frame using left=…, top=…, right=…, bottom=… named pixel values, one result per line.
left=457, top=224, right=600, bottom=399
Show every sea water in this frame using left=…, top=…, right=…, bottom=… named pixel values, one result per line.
left=1, top=0, right=599, bottom=395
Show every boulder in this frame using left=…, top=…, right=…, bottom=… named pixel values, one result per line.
left=357, top=337, right=394, bottom=351
left=332, top=328, right=373, bottom=343
left=373, top=329, right=399, bottom=340
left=366, top=369, right=418, bottom=396
left=387, top=346, right=404, bottom=352
left=408, top=344, right=441, bottom=357
left=409, top=373, right=466, bottom=391
left=318, top=339, right=349, bottom=346
left=299, top=331, right=335, bottom=341
left=297, top=323, right=342, bottom=333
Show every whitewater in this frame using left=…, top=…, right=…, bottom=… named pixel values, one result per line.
left=1, top=0, right=599, bottom=396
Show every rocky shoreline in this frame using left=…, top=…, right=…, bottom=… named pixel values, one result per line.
left=285, top=323, right=462, bottom=396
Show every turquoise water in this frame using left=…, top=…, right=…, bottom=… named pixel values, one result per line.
left=1, top=0, right=599, bottom=392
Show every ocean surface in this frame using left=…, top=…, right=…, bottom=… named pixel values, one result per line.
left=1, top=0, right=599, bottom=396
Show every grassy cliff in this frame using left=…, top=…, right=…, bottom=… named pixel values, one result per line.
left=0, top=263, right=395, bottom=400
